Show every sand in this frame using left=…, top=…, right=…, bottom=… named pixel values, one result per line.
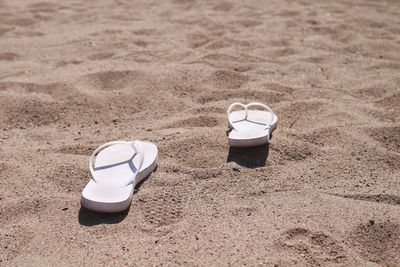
left=0, top=0, right=400, bottom=265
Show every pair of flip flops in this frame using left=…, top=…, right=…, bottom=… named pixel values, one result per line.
left=81, top=102, right=277, bottom=213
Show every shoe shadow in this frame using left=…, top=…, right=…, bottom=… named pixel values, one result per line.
left=78, top=167, right=156, bottom=226
left=78, top=207, right=130, bottom=226
left=227, top=144, right=269, bottom=168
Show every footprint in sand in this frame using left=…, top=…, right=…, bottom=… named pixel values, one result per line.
left=271, top=138, right=315, bottom=161
left=162, top=133, right=226, bottom=169
left=276, top=227, right=347, bottom=265
left=0, top=81, right=80, bottom=100
left=299, top=127, right=347, bottom=147
left=350, top=221, right=400, bottom=266
left=0, top=81, right=102, bottom=128
left=138, top=190, right=184, bottom=227
left=0, top=97, right=63, bottom=128
left=204, top=70, right=249, bottom=90
left=165, top=115, right=220, bottom=129
left=0, top=198, right=48, bottom=225
left=79, top=70, right=152, bottom=92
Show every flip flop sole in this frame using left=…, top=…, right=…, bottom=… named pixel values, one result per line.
left=228, top=110, right=278, bottom=147
left=81, top=141, right=157, bottom=213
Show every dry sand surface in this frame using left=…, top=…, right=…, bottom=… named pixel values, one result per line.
left=1, top=0, right=400, bottom=265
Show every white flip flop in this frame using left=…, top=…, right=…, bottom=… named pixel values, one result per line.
left=81, top=140, right=158, bottom=213
left=227, top=102, right=278, bottom=147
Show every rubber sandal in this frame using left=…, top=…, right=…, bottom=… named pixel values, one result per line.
left=227, top=102, right=278, bottom=147
left=81, top=140, right=158, bottom=213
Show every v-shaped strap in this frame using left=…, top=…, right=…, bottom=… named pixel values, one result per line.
left=88, top=141, right=144, bottom=187
left=227, top=102, right=275, bottom=131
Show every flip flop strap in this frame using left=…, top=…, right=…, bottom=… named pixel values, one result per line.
left=88, top=141, right=144, bottom=187
left=227, top=102, right=275, bottom=131
left=227, top=102, right=247, bottom=131
left=246, top=102, right=275, bottom=128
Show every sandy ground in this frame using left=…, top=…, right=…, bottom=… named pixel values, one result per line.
left=0, top=0, right=400, bottom=266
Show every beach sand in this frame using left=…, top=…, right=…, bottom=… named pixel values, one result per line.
left=1, top=0, right=400, bottom=265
